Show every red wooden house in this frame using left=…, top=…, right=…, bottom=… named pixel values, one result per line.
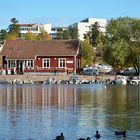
left=0, top=40, right=82, bottom=75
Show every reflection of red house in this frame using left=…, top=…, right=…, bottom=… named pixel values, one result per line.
left=0, top=40, right=82, bottom=75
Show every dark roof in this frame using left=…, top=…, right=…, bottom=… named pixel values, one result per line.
left=1, top=40, right=80, bottom=59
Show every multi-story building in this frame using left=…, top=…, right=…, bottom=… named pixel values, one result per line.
left=50, top=27, right=67, bottom=39
left=69, top=18, right=107, bottom=40
left=18, top=23, right=52, bottom=36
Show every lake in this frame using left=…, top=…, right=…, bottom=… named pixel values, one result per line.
left=0, top=84, right=140, bottom=140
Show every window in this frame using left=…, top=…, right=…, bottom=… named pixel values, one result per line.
left=43, top=59, right=50, bottom=68
left=10, top=60, right=16, bottom=68
left=59, top=58, right=66, bottom=68
left=25, top=60, right=33, bottom=68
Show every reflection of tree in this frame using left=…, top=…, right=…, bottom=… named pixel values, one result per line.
left=105, top=85, right=140, bottom=130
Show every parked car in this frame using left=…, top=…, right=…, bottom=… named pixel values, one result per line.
left=82, top=69, right=99, bottom=76
left=117, top=67, right=139, bottom=76
left=97, top=64, right=113, bottom=73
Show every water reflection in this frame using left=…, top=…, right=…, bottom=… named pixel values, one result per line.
left=0, top=84, right=106, bottom=108
left=0, top=84, right=139, bottom=140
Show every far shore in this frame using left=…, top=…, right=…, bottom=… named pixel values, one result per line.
left=0, top=74, right=116, bottom=82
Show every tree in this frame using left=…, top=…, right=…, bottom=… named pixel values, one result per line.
left=56, top=27, right=63, bottom=39
left=62, top=30, right=71, bottom=39
left=57, top=27, right=79, bottom=40
left=69, top=27, right=79, bottom=39
left=7, top=32, right=18, bottom=40
left=104, top=17, right=140, bottom=71
left=8, top=18, right=19, bottom=35
left=0, top=18, right=20, bottom=42
left=0, top=29, right=8, bottom=43
left=90, top=22, right=100, bottom=47
left=81, top=35, right=94, bottom=67
left=88, top=22, right=104, bottom=62
left=37, top=28, right=52, bottom=40
left=127, top=19, right=140, bottom=74
left=24, top=32, right=37, bottom=40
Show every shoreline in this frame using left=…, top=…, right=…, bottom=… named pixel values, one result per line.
left=0, top=74, right=116, bottom=83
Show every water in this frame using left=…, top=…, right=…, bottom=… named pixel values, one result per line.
left=0, top=84, right=140, bottom=140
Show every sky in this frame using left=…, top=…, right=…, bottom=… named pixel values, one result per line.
left=0, top=0, right=140, bottom=29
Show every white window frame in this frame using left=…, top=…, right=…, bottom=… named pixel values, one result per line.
left=25, top=60, right=34, bottom=69
left=9, top=60, right=16, bottom=68
left=59, top=58, right=66, bottom=68
left=43, top=58, right=50, bottom=68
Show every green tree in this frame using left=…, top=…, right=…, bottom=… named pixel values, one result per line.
left=127, top=19, right=140, bottom=73
left=69, top=27, right=79, bottom=39
left=90, top=22, right=100, bottom=47
left=24, top=32, right=37, bottom=40
left=81, top=35, right=94, bottom=67
left=7, top=32, right=18, bottom=40
left=104, top=17, right=140, bottom=71
left=37, top=28, right=52, bottom=40
left=56, top=27, right=78, bottom=40
left=0, top=18, right=20, bottom=42
left=0, top=29, right=8, bottom=43
left=62, top=30, right=70, bottom=39
left=56, top=27, right=63, bottom=39
left=89, top=22, right=104, bottom=62
left=8, top=18, right=20, bottom=36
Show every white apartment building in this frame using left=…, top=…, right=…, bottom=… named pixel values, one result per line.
left=69, top=18, right=107, bottom=40
left=18, top=23, right=51, bottom=36
left=50, top=27, right=67, bottom=39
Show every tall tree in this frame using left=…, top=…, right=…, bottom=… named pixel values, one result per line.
left=69, top=27, right=79, bottom=39
left=56, top=27, right=63, bottom=39
left=8, top=18, right=19, bottom=34
left=62, top=30, right=71, bottom=40
left=104, top=17, right=140, bottom=71
left=7, top=18, right=20, bottom=40
left=88, top=22, right=104, bottom=62
left=0, top=18, right=20, bottom=42
left=81, top=35, right=94, bottom=67
left=127, top=19, right=140, bottom=73
left=90, top=22, right=100, bottom=47
left=57, top=27, right=78, bottom=40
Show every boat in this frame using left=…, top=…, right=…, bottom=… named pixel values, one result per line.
left=110, top=75, right=127, bottom=85
left=97, top=64, right=113, bottom=73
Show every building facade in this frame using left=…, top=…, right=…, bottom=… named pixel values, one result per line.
left=18, top=23, right=52, bottom=36
left=0, top=40, right=82, bottom=75
left=69, top=18, right=107, bottom=40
